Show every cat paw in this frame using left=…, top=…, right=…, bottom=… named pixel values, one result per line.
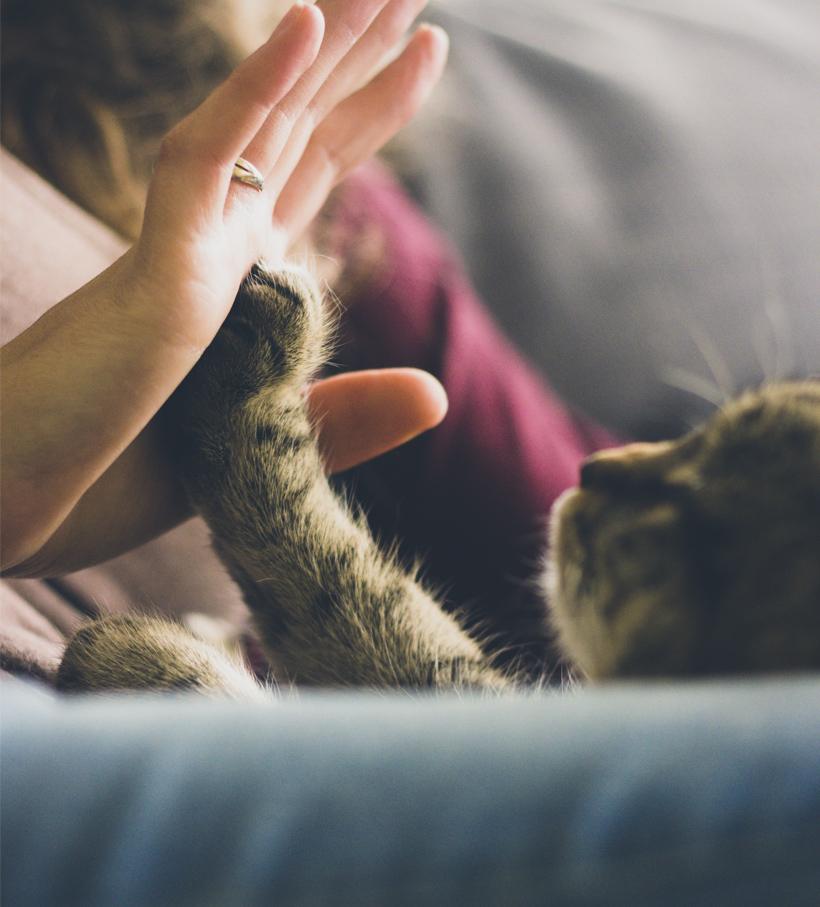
left=166, top=263, right=328, bottom=491
left=228, top=263, right=328, bottom=390
left=185, top=263, right=326, bottom=407
left=170, top=263, right=325, bottom=422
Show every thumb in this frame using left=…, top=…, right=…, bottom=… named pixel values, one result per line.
left=306, top=368, right=448, bottom=474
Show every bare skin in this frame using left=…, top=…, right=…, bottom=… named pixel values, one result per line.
left=1, top=0, right=449, bottom=576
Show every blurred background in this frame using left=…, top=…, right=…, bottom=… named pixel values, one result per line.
left=392, top=0, right=820, bottom=438
left=3, top=0, right=819, bottom=442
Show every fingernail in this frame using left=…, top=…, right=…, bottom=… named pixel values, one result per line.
left=413, top=23, right=450, bottom=54
left=277, top=2, right=309, bottom=37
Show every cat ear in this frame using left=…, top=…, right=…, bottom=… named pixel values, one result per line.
left=579, top=441, right=676, bottom=490
left=579, top=440, right=706, bottom=494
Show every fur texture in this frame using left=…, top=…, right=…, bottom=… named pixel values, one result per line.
left=57, top=269, right=820, bottom=696
left=547, top=382, right=820, bottom=679
left=57, top=267, right=510, bottom=696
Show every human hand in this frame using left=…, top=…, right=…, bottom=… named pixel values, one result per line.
left=4, top=369, right=447, bottom=577
left=1, top=0, right=450, bottom=574
left=130, top=0, right=449, bottom=350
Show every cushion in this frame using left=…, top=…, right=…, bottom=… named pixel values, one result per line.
left=402, top=0, right=820, bottom=438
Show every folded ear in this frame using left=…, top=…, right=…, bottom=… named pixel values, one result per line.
left=579, top=441, right=679, bottom=491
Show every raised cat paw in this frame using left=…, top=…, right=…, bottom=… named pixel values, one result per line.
left=228, top=264, right=328, bottom=390
left=200, top=263, right=326, bottom=399
left=166, top=263, right=328, bottom=488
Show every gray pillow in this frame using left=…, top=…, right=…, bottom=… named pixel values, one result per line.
left=400, top=0, right=820, bottom=437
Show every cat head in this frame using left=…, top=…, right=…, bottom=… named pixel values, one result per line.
left=546, top=381, right=820, bottom=679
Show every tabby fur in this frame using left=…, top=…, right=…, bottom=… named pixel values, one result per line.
left=547, top=381, right=820, bottom=679
left=57, top=268, right=510, bottom=695
left=57, top=269, right=820, bottom=695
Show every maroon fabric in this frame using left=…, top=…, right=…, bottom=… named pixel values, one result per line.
left=331, top=165, right=617, bottom=673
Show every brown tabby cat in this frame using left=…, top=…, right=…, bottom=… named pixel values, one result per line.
left=547, top=381, right=820, bottom=679
left=57, top=268, right=820, bottom=695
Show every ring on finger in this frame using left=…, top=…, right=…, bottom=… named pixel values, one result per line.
left=232, top=157, right=265, bottom=192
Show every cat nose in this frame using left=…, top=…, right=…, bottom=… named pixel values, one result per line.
left=579, top=443, right=672, bottom=490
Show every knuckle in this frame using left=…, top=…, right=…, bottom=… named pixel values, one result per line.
left=230, top=70, right=276, bottom=124
left=313, top=140, right=344, bottom=180
left=300, top=102, right=321, bottom=134
left=270, top=105, right=296, bottom=134
left=336, top=19, right=358, bottom=52
left=158, top=129, right=189, bottom=163
left=324, top=142, right=344, bottom=174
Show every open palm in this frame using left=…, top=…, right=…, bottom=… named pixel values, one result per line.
left=132, top=0, right=448, bottom=351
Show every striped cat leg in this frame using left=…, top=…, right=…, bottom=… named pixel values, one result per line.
left=57, top=614, right=267, bottom=699
left=171, top=266, right=510, bottom=690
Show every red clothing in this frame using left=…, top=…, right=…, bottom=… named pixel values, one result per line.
left=329, top=165, right=616, bottom=673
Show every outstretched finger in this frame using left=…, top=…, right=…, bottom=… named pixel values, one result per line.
left=236, top=0, right=392, bottom=185
left=310, top=0, right=429, bottom=107
left=274, top=24, right=448, bottom=239
left=143, top=3, right=324, bottom=233
left=258, top=0, right=428, bottom=201
left=307, top=369, right=448, bottom=474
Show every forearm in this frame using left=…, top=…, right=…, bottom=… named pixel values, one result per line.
left=1, top=250, right=205, bottom=572
left=3, top=421, right=191, bottom=578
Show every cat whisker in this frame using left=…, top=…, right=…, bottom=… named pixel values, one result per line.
left=752, top=252, right=795, bottom=384
left=682, top=321, right=735, bottom=404
left=661, top=367, right=727, bottom=408
left=662, top=304, right=735, bottom=407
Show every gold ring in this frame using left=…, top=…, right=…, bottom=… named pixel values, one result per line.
left=232, top=157, right=264, bottom=192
